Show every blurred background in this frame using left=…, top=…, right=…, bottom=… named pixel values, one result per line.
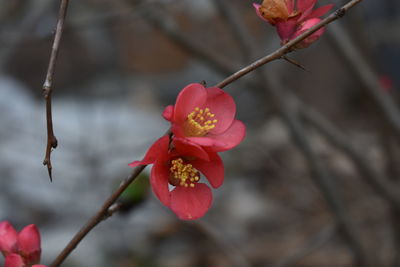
left=0, top=0, right=400, bottom=266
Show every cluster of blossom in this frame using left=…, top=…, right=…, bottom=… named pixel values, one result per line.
left=0, top=222, right=46, bottom=267
left=253, top=0, right=333, bottom=48
left=0, top=3, right=336, bottom=266
left=129, top=83, right=246, bottom=220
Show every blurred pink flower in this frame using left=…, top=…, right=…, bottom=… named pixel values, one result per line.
left=254, top=0, right=333, bottom=48
left=0, top=221, right=46, bottom=267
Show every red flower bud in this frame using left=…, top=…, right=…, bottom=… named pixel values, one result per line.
left=254, top=0, right=334, bottom=48
left=17, top=225, right=41, bottom=265
left=5, top=253, right=25, bottom=267
left=0, top=221, right=18, bottom=257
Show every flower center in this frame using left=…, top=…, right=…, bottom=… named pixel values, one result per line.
left=184, top=107, right=218, bottom=137
left=260, top=0, right=290, bottom=23
left=169, top=158, right=200, bottom=188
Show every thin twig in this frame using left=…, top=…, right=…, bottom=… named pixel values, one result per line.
left=272, top=224, right=337, bottom=267
left=50, top=0, right=365, bottom=265
left=216, top=0, right=363, bottom=89
left=50, top=128, right=172, bottom=267
left=215, top=1, right=370, bottom=265
left=149, top=0, right=400, bottom=230
left=190, top=221, right=253, bottom=267
left=49, top=165, right=146, bottom=267
left=267, top=73, right=372, bottom=267
left=380, top=127, right=400, bottom=267
left=42, top=0, right=70, bottom=181
left=327, top=23, right=400, bottom=141
left=296, top=96, right=400, bottom=210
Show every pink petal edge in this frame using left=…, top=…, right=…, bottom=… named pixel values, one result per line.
left=170, top=183, right=212, bottom=220
left=0, top=221, right=18, bottom=256
left=150, top=159, right=171, bottom=207
left=128, top=135, right=170, bottom=167
left=173, top=83, right=207, bottom=125
left=192, top=152, right=224, bottom=189
left=206, top=87, right=236, bottom=135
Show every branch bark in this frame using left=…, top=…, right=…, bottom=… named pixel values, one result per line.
left=42, top=0, right=70, bottom=181
left=213, top=1, right=370, bottom=265
left=49, top=0, right=366, bottom=265
left=49, top=165, right=146, bottom=267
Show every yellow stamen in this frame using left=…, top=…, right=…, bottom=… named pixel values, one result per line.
left=184, top=107, right=218, bottom=137
left=170, top=158, right=200, bottom=188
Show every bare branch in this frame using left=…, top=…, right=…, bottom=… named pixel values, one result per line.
left=49, top=0, right=366, bottom=265
left=272, top=224, right=337, bottom=267
left=42, top=0, right=70, bottom=181
left=49, top=165, right=146, bottom=267
left=296, top=97, right=400, bottom=210
left=215, top=0, right=364, bottom=89
left=327, top=23, right=400, bottom=141
left=213, top=1, right=371, bottom=265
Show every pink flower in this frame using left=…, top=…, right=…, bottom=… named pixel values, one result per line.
left=4, top=254, right=47, bottom=267
left=0, top=222, right=46, bottom=267
left=162, top=83, right=246, bottom=153
left=0, top=221, right=18, bottom=257
left=5, top=253, right=25, bottom=267
left=129, top=135, right=224, bottom=220
left=253, top=0, right=333, bottom=48
left=17, top=225, right=41, bottom=266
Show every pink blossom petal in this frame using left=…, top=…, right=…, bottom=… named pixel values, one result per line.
left=186, top=120, right=246, bottom=152
left=275, top=18, right=298, bottom=41
left=5, top=253, right=25, bottom=267
left=305, top=4, right=334, bottom=19
left=173, top=83, right=207, bottom=125
left=162, top=105, right=174, bottom=121
left=128, top=135, right=170, bottom=167
left=297, top=0, right=317, bottom=13
left=192, top=152, right=224, bottom=189
left=173, top=137, right=210, bottom=161
left=185, top=136, right=226, bottom=149
left=18, top=224, right=41, bottom=265
left=150, top=159, right=171, bottom=207
left=253, top=3, right=270, bottom=23
left=292, top=18, right=325, bottom=48
left=286, top=0, right=295, bottom=14
left=0, top=221, right=18, bottom=256
left=206, top=120, right=246, bottom=152
left=205, top=87, right=236, bottom=134
left=170, top=183, right=212, bottom=220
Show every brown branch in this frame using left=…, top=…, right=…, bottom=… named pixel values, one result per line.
left=49, top=165, right=146, bottom=267
left=327, top=23, right=400, bottom=141
left=42, top=0, right=70, bottom=181
left=296, top=96, right=400, bottom=210
left=49, top=0, right=365, bottom=265
left=146, top=0, right=371, bottom=264
left=214, top=1, right=370, bottom=265
left=272, top=223, right=337, bottom=267
left=267, top=75, right=372, bottom=267
left=215, top=0, right=363, bottom=89
left=49, top=128, right=172, bottom=267
left=190, top=221, right=253, bottom=267
left=150, top=0, right=400, bottom=236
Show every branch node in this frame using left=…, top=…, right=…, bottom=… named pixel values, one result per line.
left=336, top=8, right=346, bottom=18
left=42, top=86, right=51, bottom=98
left=51, top=136, right=58, bottom=148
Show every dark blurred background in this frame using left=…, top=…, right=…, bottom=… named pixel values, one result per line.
left=0, top=0, right=399, bottom=266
